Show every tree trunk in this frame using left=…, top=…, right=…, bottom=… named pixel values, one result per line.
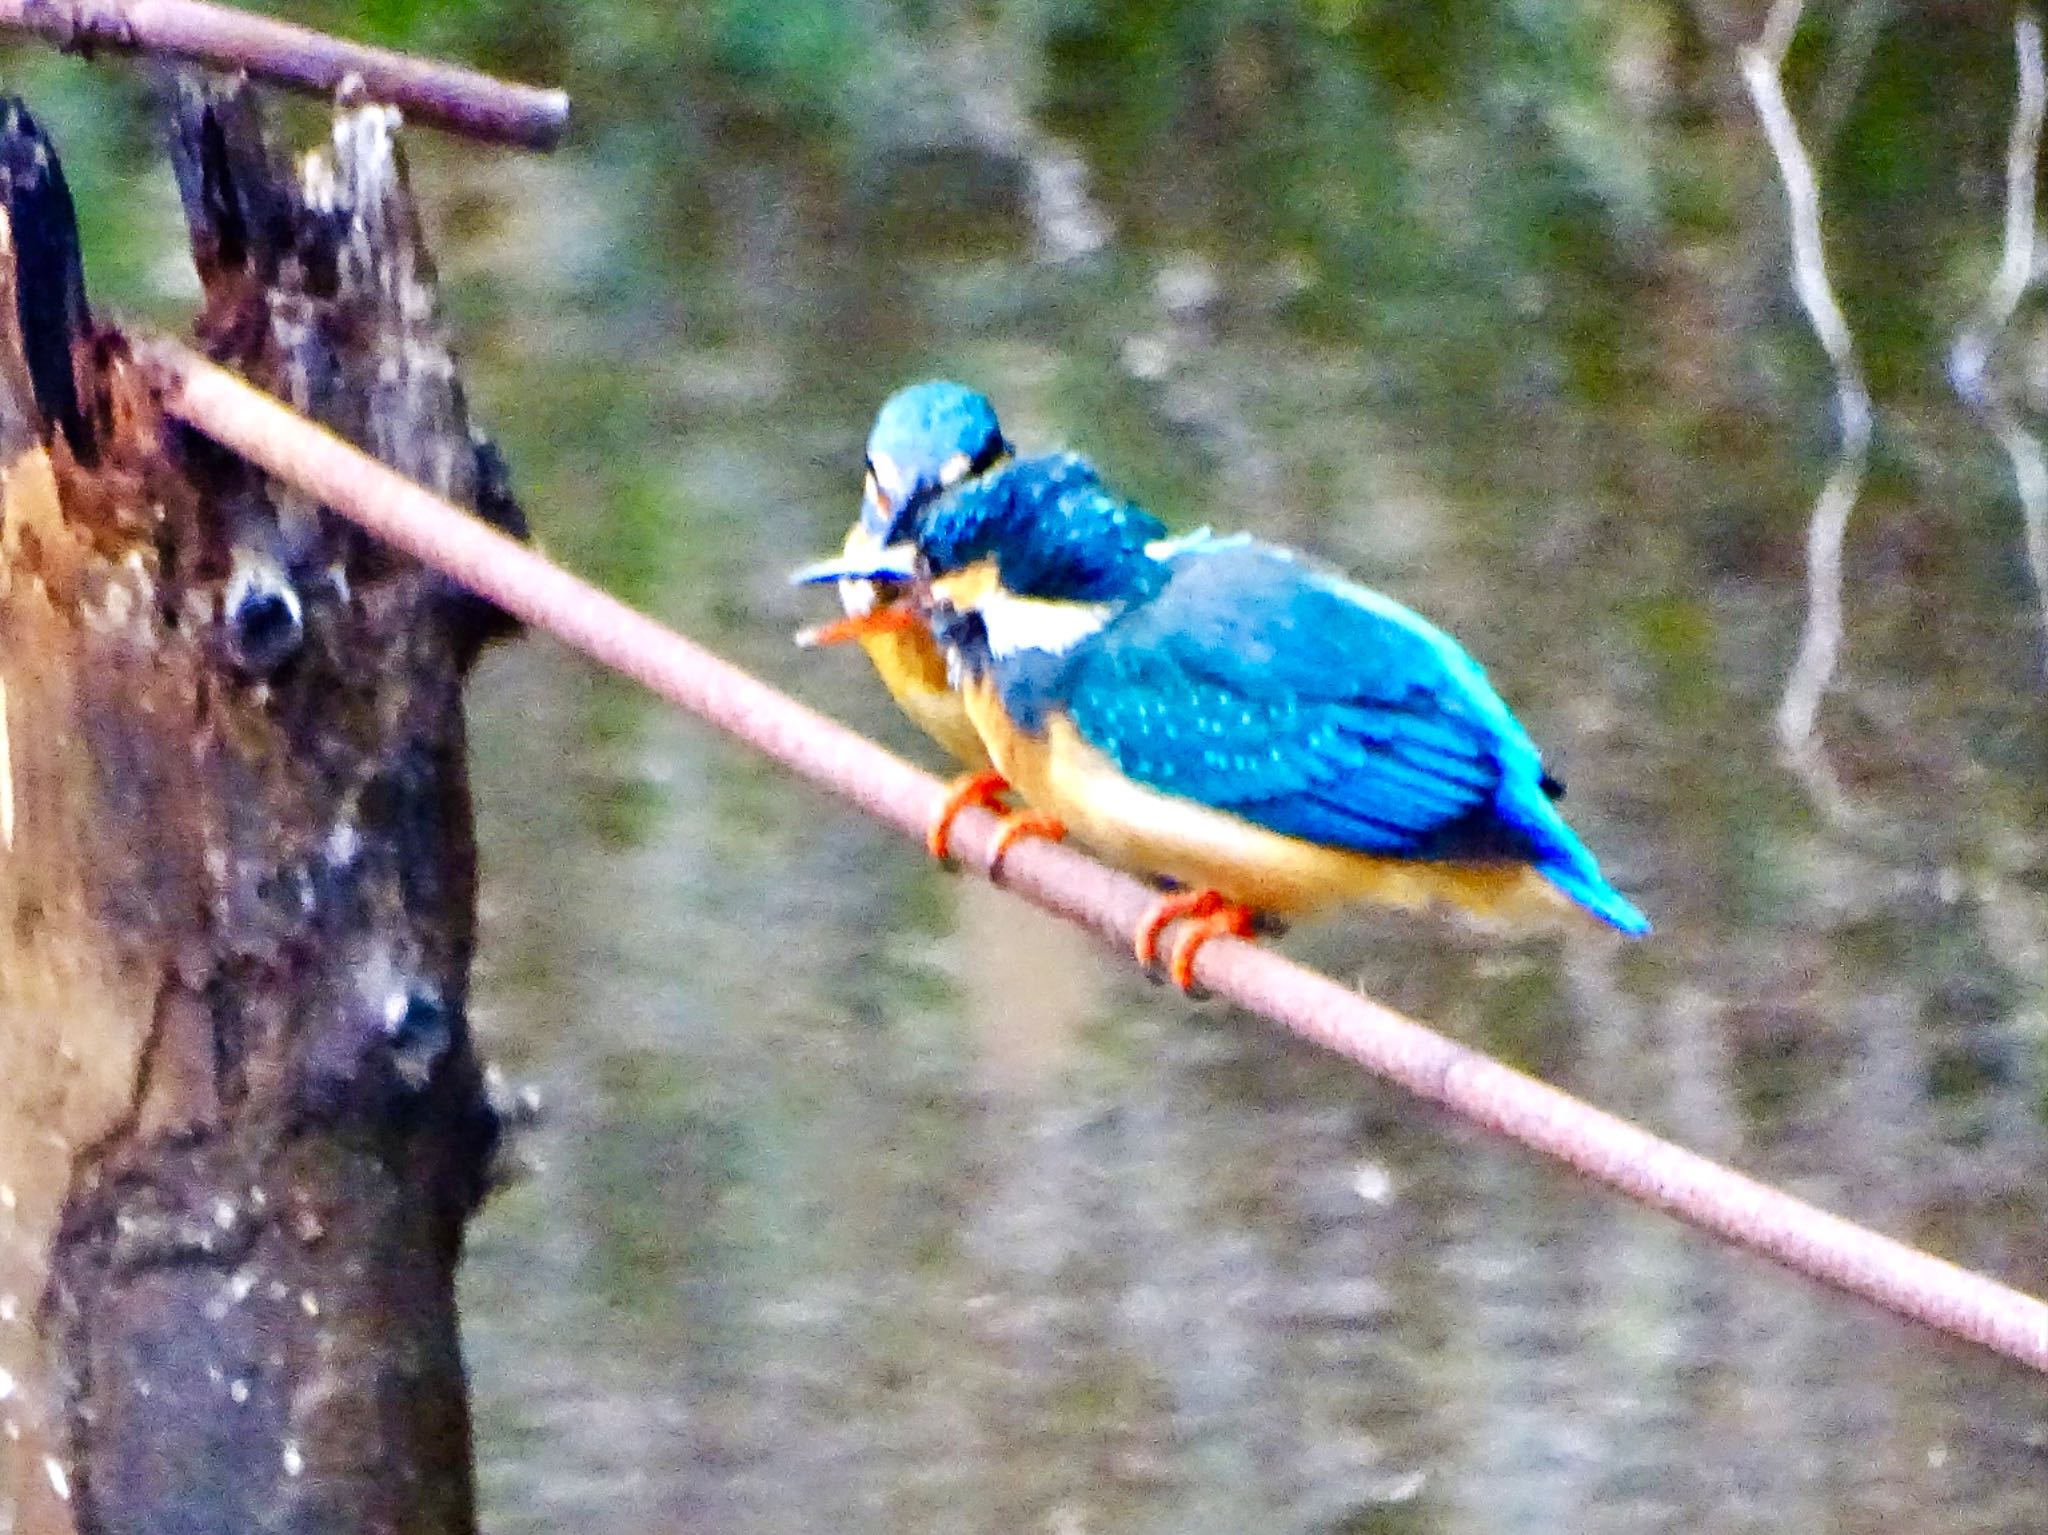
left=0, top=79, right=517, bottom=1535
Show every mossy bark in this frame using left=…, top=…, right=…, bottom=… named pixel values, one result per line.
left=0, top=81, right=517, bottom=1535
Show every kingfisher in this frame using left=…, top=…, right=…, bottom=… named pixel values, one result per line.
left=797, top=380, right=1067, bottom=862
left=795, top=388, right=1648, bottom=987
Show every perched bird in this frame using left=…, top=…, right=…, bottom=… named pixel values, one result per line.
left=799, top=380, right=1050, bottom=858
left=796, top=414, right=1648, bottom=987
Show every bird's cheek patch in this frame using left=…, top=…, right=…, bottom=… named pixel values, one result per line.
left=861, top=467, right=892, bottom=519
left=863, top=450, right=908, bottom=523
left=931, top=560, right=1002, bottom=612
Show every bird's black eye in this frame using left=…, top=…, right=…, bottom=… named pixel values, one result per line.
left=968, top=433, right=1008, bottom=477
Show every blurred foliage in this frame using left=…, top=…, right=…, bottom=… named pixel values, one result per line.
left=11, top=0, right=2026, bottom=451
left=178, top=2, right=2015, bottom=464
left=1, top=0, right=2033, bottom=814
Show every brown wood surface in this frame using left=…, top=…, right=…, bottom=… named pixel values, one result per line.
left=0, top=80, right=517, bottom=1535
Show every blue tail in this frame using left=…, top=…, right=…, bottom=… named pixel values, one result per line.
left=1502, top=781, right=1651, bottom=937
left=1537, top=855, right=1651, bottom=937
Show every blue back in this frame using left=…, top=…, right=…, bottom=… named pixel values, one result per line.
left=1026, top=537, right=1649, bottom=935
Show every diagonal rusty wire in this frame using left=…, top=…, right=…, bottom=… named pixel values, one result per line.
left=139, top=336, right=2048, bottom=1376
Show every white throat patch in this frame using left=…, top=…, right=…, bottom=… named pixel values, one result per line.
left=975, top=588, right=1112, bottom=660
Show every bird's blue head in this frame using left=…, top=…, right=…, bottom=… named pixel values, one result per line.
left=861, top=380, right=1010, bottom=543
left=795, top=448, right=1171, bottom=670
left=796, top=391, right=1171, bottom=666
left=908, top=454, right=1174, bottom=678
left=912, top=452, right=1167, bottom=604
left=801, top=447, right=1169, bottom=602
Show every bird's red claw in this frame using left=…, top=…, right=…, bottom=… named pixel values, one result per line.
left=1166, top=902, right=1258, bottom=992
left=928, top=770, right=1011, bottom=861
left=1133, top=889, right=1260, bottom=990
left=1133, top=888, right=1224, bottom=969
left=986, top=811, right=1066, bottom=877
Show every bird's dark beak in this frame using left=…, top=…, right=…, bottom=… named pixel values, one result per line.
left=794, top=606, right=921, bottom=649
left=787, top=544, right=921, bottom=587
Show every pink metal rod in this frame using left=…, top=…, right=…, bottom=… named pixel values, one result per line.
left=141, top=336, right=2048, bottom=1376
left=0, top=0, right=569, bottom=149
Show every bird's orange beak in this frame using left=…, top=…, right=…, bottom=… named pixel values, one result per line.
left=794, top=604, right=921, bottom=649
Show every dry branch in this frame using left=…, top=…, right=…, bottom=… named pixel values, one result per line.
left=0, top=0, right=568, bottom=149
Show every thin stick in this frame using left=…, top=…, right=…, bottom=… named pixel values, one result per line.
left=0, top=0, right=568, bottom=149
left=1951, top=15, right=2048, bottom=681
left=139, top=337, right=2048, bottom=1376
left=1742, top=0, right=1873, bottom=816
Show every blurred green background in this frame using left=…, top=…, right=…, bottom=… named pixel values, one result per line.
left=12, top=0, right=2048, bottom=1529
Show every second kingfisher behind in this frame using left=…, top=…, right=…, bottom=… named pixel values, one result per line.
left=807, top=381, right=1012, bottom=770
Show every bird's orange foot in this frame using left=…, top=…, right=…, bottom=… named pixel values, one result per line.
left=986, top=810, right=1066, bottom=877
left=1133, top=888, right=1223, bottom=969
left=928, top=770, right=1011, bottom=861
left=1132, top=888, right=1259, bottom=992
left=1166, top=902, right=1258, bottom=992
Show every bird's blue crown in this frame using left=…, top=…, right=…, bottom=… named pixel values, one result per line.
left=863, top=380, right=1009, bottom=542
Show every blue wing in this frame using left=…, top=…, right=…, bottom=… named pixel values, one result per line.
left=1042, top=538, right=1648, bottom=933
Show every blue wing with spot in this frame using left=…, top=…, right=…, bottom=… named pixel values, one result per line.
left=1045, top=538, right=1648, bottom=933
left=1058, top=541, right=1518, bottom=856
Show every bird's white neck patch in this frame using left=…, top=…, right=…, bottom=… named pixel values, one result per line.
left=976, top=588, right=1112, bottom=660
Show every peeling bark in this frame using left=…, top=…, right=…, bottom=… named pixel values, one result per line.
left=0, top=81, right=517, bottom=1535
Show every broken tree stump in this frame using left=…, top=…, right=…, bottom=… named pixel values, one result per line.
left=0, top=81, right=520, bottom=1535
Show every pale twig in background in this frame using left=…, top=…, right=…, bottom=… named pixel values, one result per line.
left=1949, top=15, right=2048, bottom=682
left=946, top=32, right=1110, bottom=266
left=1741, top=0, right=1874, bottom=820
left=1951, top=16, right=2044, bottom=385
